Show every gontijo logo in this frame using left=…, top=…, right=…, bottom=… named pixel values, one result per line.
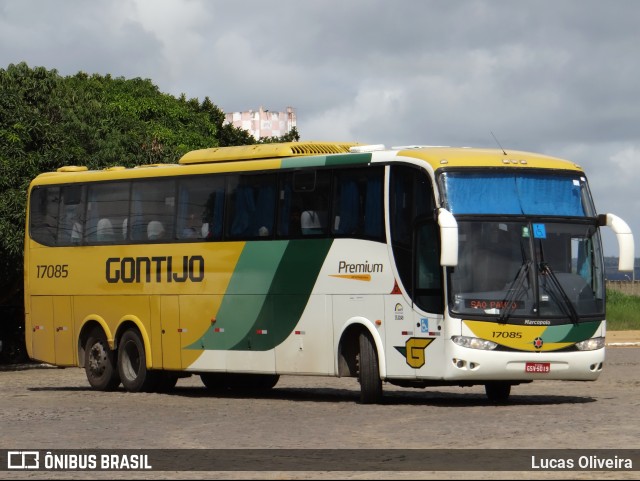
left=105, top=255, right=205, bottom=283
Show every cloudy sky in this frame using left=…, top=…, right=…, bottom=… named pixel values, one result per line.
left=1, top=0, right=639, bottom=258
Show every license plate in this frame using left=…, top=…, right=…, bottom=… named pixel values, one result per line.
left=525, top=362, right=550, bottom=373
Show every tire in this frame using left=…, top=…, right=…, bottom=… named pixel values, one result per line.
left=117, top=328, right=157, bottom=392
left=200, top=373, right=279, bottom=392
left=154, top=372, right=179, bottom=393
left=200, top=373, right=230, bottom=391
left=85, top=329, right=120, bottom=391
left=485, top=382, right=511, bottom=403
left=358, top=330, right=383, bottom=404
left=227, top=373, right=280, bottom=392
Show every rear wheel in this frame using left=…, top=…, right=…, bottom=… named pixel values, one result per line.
left=358, top=331, right=383, bottom=404
left=154, top=372, right=179, bottom=393
left=85, top=328, right=120, bottom=391
left=485, top=382, right=511, bottom=403
left=117, top=328, right=157, bottom=392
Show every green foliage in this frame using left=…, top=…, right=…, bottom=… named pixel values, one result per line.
left=0, top=62, right=300, bottom=301
left=259, top=126, right=301, bottom=144
left=606, top=289, right=640, bottom=330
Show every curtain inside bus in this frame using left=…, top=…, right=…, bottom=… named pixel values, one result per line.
left=443, top=173, right=586, bottom=216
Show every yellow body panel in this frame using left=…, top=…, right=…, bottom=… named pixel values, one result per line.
left=25, top=240, right=245, bottom=368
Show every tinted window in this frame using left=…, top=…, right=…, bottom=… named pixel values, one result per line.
left=226, top=174, right=277, bottom=239
left=86, top=182, right=130, bottom=243
left=177, top=175, right=225, bottom=241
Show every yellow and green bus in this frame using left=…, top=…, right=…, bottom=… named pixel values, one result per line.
left=24, top=142, right=634, bottom=402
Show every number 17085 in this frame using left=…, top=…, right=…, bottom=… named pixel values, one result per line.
left=36, top=264, right=69, bottom=278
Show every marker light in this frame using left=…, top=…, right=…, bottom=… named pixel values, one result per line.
left=452, top=336, right=498, bottom=351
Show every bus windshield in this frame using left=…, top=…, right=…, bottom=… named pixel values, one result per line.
left=448, top=220, right=605, bottom=321
left=440, top=169, right=606, bottom=322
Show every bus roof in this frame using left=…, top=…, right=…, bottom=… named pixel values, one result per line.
left=34, top=142, right=583, bottom=186
left=179, top=142, right=582, bottom=171
left=394, top=146, right=583, bottom=172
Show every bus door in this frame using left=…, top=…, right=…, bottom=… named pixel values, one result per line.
left=386, top=164, right=444, bottom=379
left=53, top=296, right=75, bottom=365
left=30, top=296, right=75, bottom=366
left=410, top=221, right=446, bottom=378
left=159, top=296, right=181, bottom=370
left=385, top=220, right=445, bottom=379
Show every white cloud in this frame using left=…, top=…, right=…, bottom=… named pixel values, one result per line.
left=610, top=146, right=640, bottom=180
left=303, top=86, right=406, bottom=143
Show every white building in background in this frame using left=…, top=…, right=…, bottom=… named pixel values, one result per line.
left=224, top=106, right=296, bottom=140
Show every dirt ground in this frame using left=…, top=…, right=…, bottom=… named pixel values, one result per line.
left=1, top=336, right=639, bottom=480
left=604, top=330, right=640, bottom=345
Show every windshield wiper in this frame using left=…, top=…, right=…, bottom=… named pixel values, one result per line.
left=498, top=260, right=532, bottom=323
left=539, top=262, right=580, bottom=324
left=537, top=240, right=579, bottom=324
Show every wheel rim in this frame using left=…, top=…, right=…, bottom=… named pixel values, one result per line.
left=88, top=342, right=108, bottom=377
left=121, top=339, right=141, bottom=382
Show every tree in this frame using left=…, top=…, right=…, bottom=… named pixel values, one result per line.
left=259, top=126, right=300, bottom=144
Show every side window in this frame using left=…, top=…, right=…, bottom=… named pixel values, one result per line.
left=415, top=222, right=443, bottom=313
left=30, top=186, right=60, bottom=246
left=331, top=167, right=384, bottom=241
left=177, top=175, right=225, bottom=241
left=86, top=182, right=130, bottom=243
left=130, top=180, right=176, bottom=242
left=278, top=170, right=331, bottom=237
left=58, top=185, right=85, bottom=246
left=226, top=173, right=276, bottom=239
left=390, top=165, right=434, bottom=248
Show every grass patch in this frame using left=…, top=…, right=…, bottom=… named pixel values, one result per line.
left=606, top=289, right=640, bottom=330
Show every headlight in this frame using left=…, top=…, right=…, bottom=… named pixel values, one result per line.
left=452, top=335, right=498, bottom=350
left=575, top=337, right=605, bottom=351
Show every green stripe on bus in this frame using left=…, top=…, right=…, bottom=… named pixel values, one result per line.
left=542, top=321, right=600, bottom=343
left=230, top=238, right=333, bottom=351
left=323, top=153, right=371, bottom=166
left=189, top=239, right=333, bottom=351
left=280, top=156, right=328, bottom=169
left=188, top=241, right=287, bottom=350
left=280, top=153, right=372, bottom=169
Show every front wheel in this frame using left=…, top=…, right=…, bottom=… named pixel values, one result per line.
left=85, top=329, right=120, bottom=391
left=358, top=331, right=383, bottom=404
left=117, top=328, right=157, bottom=392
